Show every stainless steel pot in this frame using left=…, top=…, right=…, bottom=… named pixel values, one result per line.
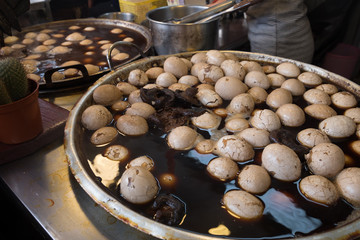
left=98, top=12, right=136, bottom=22
left=65, top=51, right=360, bottom=240
left=146, top=6, right=219, bottom=55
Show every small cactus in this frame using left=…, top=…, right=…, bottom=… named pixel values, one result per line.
left=0, top=57, right=30, bottom=104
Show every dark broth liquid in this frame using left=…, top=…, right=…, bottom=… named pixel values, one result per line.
left=79, top=75, right=358, bottom=239
left=4, top=23, right=147, bottom=83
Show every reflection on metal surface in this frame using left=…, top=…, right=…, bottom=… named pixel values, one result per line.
left=208, top=224, right=231, bottom=236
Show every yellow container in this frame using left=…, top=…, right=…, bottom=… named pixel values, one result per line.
left=119, top=0, right=167, bottom=24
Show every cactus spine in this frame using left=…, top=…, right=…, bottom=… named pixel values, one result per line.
left=0, top=57, right=29, bottom=104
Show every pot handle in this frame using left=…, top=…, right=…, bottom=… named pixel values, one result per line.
left=106, top=41, right=147, bottom=71
left=43, top=64, right=90, bottom=88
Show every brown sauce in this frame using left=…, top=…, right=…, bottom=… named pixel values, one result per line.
left=79, top=75, right=358, bottom=239
left=1, top=23, right=147, bottom=83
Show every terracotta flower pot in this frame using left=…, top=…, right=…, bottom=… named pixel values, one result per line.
left=0, top=79, right=43, bottom=144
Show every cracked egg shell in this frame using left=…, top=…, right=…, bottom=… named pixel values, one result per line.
left=344, top=108, right=360, bottom=123
left=113, top=53, right=129, bottom=61
left=181, top=57, right=192, bottom=70
left=33, top=45, right=50, bottom=53
left=49, top=46, right=71, bottom=55
left=237, top=165, right=271, bottom=194
left=190, top=52, right=207, bottom=64
left=145, top=67, right=164, bottom=80
left=91, top=126, right=118, bottom=145
left=281, top=78, right=306, bottom=96
left=276, top=103, right=305, bottom=127
left=349, top=140, right=360, bottom=156
left=225, top=117, right=249, bottom=133
left=220, top=59, right=246, bottom=80
left=81, top=105, right=113, bottom=130
left=116, top=115, right=148, bottom=136
left=65, top=32, right=86, bottom=41
left=195, top=139, right=215, bottom=154
left=262, top=65, right=276, bottom=74
left=215, top=76, right=248, bottom=100
left=267, top=73, right=286, bottom=88
left=206, top=50, right=227, bottom=66
left=197, top=83, right=214, bottom=91
left=297, top=128, right=330, bottom=148
left=36, top=32, right=51, bottom=42
left=213, top=107, right=228, bottom=118
left=116, top=81, right=138, bottom=95
left=207, top=157, right=239, bottom=181
left=304, top=104, right=337, bottom=121
left=335, top=167, right=360, bottom=207
left=299, top=175, right=339, bottom=206
left=305, top=143, right=345, bottom=178
left=276, top=62, right=300, bottom=78
left=303, top=89, right=331, bottom=105
left=262, top=143, right=301, bottom=181
left=128, top=89, right=143, bottom=104
left=214, top=135, right=254, bottom=162
left=0, top=46, right=13, bottom=56
left=241, top=61, right=264, bottom=73
left=224, top=52, right=239, bottom=61
left=156, top=72, right=177, bottom=87
left=223, top=190, right=264, bottom=220
left=315, top=84, right=338, bottom=95
left=178, top=75, right=199, bottom=86
left=104, top=144, right=129, bottom=162
left=128, top=69, right=149, bottom=87
left=319, top=115, right=356, bottom=138
left=250, top=109, right=281, bottom=132
left=24, top=32, right=37, bottom=39
left=236, top=128, right=270, bottom=148
left=143, top=84, right=163, bottom=90
left=331, top=91, right=357, bottom=110
left=127, top=156, right=155, bottom=171
left=125, top=102, right=156, bottom=119
left=164, top=56, right=188, bottom=78
left=226, top=93, right=255, bottom=117
left=191, top=62, right=208, bottom=76
left=247, top=87, right=268, bottom=105
left=111, top=100, right=130, bottom=112
left=168, top=82, right=190, bottom=92
left=4, top=36, right=19, bottom=44
left=198, top=64, right=224, bottom=85
left=266, top=88, right=293, bottom=109
left=51, top=72, right=65, bottom=82
left=191, top=111, right=221, bottom=129
left=120, top=166, right=159, bottom=204
left=93, top=84, right=123, bottom=106
left=167, top=126, right=199, bottom=150
left=84, top=64, right=100, bottom=75
left=196, top=88, right=223, bottom=108
left=298, top=72, right=322, bottom=87
left=244, top=71, right=270, bottom=90
left=79, top=39, right=93, bottom=46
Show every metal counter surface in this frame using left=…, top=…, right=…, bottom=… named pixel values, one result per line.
left=0, top=92, right=159, bottom=240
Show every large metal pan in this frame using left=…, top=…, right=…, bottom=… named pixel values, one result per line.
left=4, top=18, right=152, bottom=94
left=65, top=51, right=360, bottom=240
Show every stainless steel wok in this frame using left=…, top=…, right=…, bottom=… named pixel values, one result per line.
left=64, top=51, right=360, bottom=240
